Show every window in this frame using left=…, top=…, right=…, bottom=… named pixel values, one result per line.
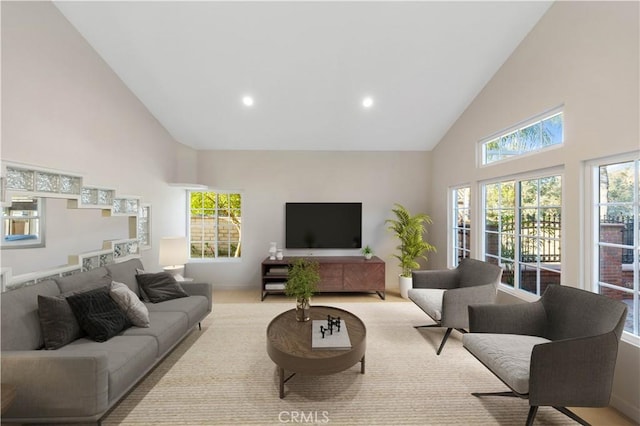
left=593, top=158, right=639, bottom=336
left=483, top=174, right=562, bottom=295
left=189, top=191, right=242, bottom=260
left=481, top=110, right=564, bottom=165
left=1, top=196, right=45, bottom=249
left=451, top=186, right=471, bottom=266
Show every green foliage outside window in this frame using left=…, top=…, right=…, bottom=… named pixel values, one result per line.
left=189, top=191, right=242, bottom=259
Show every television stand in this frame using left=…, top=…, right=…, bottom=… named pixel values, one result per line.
left=261, top=256, right=385, bottom=301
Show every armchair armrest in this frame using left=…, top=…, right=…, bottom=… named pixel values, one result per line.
left=1, top=351, right=109, bottom=420
left=529, top=332, right=620, bottom=407
left=181, top=281, right=213, bottom=313
left=440, top=283, right=497, bottom=328
left=412, top=269, right=458, bottom=289
left=468, top=301, right=547, bottom=336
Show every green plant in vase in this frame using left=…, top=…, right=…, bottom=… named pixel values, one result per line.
left=386, top=203, right=436, bottom=298
left=362, top=245, right=374, bottom=260
left=285, top=258, right=320, bottom=321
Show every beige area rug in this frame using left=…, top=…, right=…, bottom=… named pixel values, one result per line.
left=103, top=302, right=577, bottom=425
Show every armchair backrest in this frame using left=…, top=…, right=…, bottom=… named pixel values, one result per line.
left=540, top=284, right=628, bottom=341
left=457, top=258, right=503, bottom=289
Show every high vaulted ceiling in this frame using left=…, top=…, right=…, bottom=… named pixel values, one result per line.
left=54, top=1, right=552, bottom=151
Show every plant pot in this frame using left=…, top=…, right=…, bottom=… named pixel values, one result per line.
left=399, top=275, right=412, bottom=299
left=295, top=297, right=311, bottom=322
left=364, top=253, right=372, bottom=260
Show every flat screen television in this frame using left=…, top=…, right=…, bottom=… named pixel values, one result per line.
left=285, top=202, right=362, bottom=249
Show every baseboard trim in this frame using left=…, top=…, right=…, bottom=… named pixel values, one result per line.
left=611, top=392, right=640, bottom=424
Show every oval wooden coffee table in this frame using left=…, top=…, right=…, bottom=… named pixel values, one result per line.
left=266, top=305, right=366, bottom=398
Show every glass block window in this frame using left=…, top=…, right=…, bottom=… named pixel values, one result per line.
left=481, top=110, right=564, bottom=165
left=189, top=191, right=242, bottom=260
left=138, top=204, right=151, bottom=248
left=451, top=186, right=471, bottom=266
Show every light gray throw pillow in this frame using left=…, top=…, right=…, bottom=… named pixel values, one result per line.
left=110, top=281, right=150, bottom=327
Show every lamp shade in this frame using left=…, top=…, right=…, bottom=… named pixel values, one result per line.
left=159, top=236, right=188, bottom=267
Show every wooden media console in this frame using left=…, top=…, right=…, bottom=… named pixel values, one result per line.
left=261, top=256, right=385, bottom=300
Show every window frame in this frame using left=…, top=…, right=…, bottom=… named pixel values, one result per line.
left=481, top=168, right=563, bottom=298
left=1, top=196, right=46, bottom=249
left=450, top=185, right=471, bottom=267
left=478, top=107, right=564, bottom=167
left=587, top=153, right=640, bottom=344
left=187, top=189, right=243, bottom=263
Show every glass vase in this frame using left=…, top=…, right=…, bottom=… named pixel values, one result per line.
left=295, top=297, right=310, bottom=322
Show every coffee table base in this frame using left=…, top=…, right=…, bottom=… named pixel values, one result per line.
left=278, top=355, right=365, bottom=399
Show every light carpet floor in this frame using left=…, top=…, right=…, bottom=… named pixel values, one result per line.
left=102, top=302, right=580, bottom=425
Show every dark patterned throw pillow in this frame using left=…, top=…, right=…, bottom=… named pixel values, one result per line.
left=135, top=272, right=189, bottom=303
left=38, top=294, right=84, bottom=350
left=66, top=287, right=131, bottom=342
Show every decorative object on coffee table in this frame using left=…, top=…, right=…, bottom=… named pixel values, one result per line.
left=312, top=315, right=352, bottom=350
left=285, top=258, right=319, bottom=321
left=386, top=203, right=436, bottom=298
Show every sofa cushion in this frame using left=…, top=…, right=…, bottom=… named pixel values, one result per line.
left=58, top=335, right=158, bottom=402
left=54, top=267, right=110, bottom=294
left=67, top=287, right=131, bottom=342
left=105, top=259, right=144, bottom=297
left=408, top=288, right=445, bottom=322
left=120, top=311, right=189, bottom=356
left=38, top=294, right=84, bottom=350
left=1, top=280, right=60, bottom=350
left=136, top=272, right=188, bottom=303
left=462, top=333, right=551, bottom=395
left=110, top=281, right=150, bottom=328
left=146, top=295, right=209, bottom=330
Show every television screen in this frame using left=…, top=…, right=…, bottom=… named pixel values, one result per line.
left=285, top=202, right=362, bottom=249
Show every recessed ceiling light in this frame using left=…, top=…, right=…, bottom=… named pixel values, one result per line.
left=242, top=95, right=254, bottom=107
left=362, top=96, right=374, bottom=108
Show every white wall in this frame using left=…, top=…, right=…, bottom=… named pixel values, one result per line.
left=0, top=1, right=189, bottom=275
left=427, top=1, right=639, bottom=420
left=185, top=150, right=433, bottom=290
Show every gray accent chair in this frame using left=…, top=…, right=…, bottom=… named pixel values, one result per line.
left=408, top=258, right=502, bottom=355
left=463, top=284, right=628, bottom=426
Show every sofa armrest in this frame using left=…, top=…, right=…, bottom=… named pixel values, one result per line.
left=1, top=351, right=109, bottom=420
left=440, top=283, right=497, bottom=328
left=529, top=332, right=620, bottom=407
left=181, top=281, right=213, bottom=312
left=468, top=301, right=547, bottom=336
left=412, top=269, right=458, bottom=289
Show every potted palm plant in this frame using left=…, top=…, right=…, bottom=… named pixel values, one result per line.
left=285, top=258, right=320, bottom=321
left=386, top=203, right=436, bottom=298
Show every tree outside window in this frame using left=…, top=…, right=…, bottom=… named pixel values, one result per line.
left=189, top=191, right=242, bottom=259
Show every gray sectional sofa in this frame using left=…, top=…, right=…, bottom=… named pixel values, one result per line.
left=0, top=258, right=212, bottom=424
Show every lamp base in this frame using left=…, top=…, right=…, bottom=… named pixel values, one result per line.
left=163, top=265, right=186, bottom=281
